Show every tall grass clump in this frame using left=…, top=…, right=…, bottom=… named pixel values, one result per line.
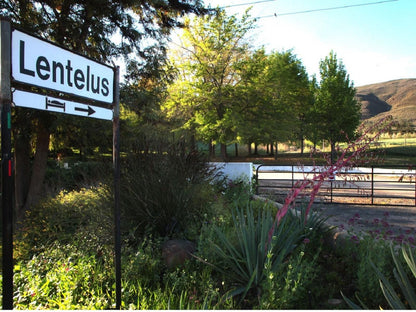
left=120, top=143, right=219, bottom=240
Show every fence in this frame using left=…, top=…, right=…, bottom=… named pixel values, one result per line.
left=255, top=164, right=416, bottom=207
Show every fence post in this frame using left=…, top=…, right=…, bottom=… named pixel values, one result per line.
left=371, top=166, right=374, bottom=205
left=291, top=165, right=294, bottom=188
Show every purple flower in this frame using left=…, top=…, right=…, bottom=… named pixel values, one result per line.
left=373, top=218, right=380, bottom=224
left=303, top=238, right=310, bottom=244
left=382, top=220, right=389, bottom=228
left=351, top=235, right=360, bottom=243
left=384, top=212, right=390, bottom=217
left=354, top=213, right=360, bottom=219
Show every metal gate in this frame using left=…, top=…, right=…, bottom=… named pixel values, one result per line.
left=255, top=165, right=416, bottom=207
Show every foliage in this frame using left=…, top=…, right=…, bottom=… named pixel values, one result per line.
left=14, top=242, right=115, bottom=309
left=164, top=8, right=255, bottom=158
left=233, top=49, right=313, bottom=154
left=259, top=243, right=321, bottom=309
left=270, top=116, right=392, bottom=234
left=343, top=244, right=416, bottom=309
left=16, top=185, right=113, bottom=259
left=44, top=159, right=112, bottom=195
left=377, top=245, right=416, bottom=309
left=312, top=50, right=361, bottom=162
left=120, top=144, right=218, bottom=239
left=206, top=201, right=327, bottom=307
left=3, top=0, right=210, bottom=222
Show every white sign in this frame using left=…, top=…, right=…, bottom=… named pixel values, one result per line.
left=11, top=29, right=114, bottom=104
left=13, top=90, right=113, bottom=121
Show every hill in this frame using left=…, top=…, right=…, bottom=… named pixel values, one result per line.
left=355, top=78, right=416, bottom=126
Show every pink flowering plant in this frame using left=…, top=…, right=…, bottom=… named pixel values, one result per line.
left=268, top=116, right=393, bottom=244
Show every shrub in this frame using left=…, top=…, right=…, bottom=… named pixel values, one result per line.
left=259, top=243, right=321, bottom=309
left=14, top=242, right=115, bottom=309
left=120, top=146, right=218, bottom=239
left=16, top=185, right=113, bottom=259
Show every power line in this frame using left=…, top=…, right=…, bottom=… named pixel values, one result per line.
left=254, top=0, right=398, bottom=19
left=222, top=0, right=278, bottom=9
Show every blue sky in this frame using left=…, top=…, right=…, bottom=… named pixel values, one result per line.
left=202, top=0, right=416, bottom=86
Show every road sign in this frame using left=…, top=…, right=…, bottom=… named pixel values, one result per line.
left=11, top=29, right=114, bottom=104
left=13, top=89, right=113, bottom=120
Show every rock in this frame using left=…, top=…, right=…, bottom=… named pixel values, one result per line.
left=162, top=239, right=196, bottom=268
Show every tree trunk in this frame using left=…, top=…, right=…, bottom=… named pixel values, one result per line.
left=300, top=136, right=304, bottom=155
left=20, top=124, right=51, bottom=222
left=14, top=132, right=31, bottom=223
left=254, top=143, right=258, bottom=155
left=274, top=142, right=278, bottom=160
left=209, top=140, right=215, bottom=159
left=248, top=143, right=251, bottom=155
left=330, top=140, right=336, bottom=165
left=220, top=143, right=228, bottom=161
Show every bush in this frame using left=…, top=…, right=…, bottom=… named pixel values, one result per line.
left=16, top=185, right=113, bottom=259
left=120, top=146, right=218, bottom=239
left=44, top=160, right=112, bottom=194
left=14, top=242, right=115, bottom=309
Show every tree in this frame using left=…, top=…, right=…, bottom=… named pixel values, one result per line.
left=164, top=8, right=255, bottom=160
left=1, top=0, right=209, bottom=222
left=264, top=50, right=312, bottom=156
left=314, top=51, right=361, bottom=163
left=234, top=49, right=312, bottom=157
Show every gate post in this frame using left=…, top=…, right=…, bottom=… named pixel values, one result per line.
left=371, top=166, right=374, bottom=205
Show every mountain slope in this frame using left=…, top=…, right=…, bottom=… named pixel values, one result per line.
left=355, top=78, right=416, bottom=125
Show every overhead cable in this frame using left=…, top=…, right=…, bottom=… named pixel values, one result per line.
left=253, top=0, right=398, bottom=19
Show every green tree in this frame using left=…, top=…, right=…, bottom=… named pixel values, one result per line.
left=234, top=50, right=312, bottom=157
left=164, top=8, right=255, bottom=160
left=1, top=0, right=209, bottom=222
left=314, top=51, right=361, bottom=163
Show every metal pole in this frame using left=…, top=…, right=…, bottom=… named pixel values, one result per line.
left=371, top=166, right=374, bottom=205
left=112, top=66, right=121, bottom=309
left=0, top=17, right=14, bottom=310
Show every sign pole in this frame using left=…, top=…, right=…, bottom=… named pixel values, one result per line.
left=0, top=17, right=14, bottom=310
left=112, top=66, right=121, bottom=309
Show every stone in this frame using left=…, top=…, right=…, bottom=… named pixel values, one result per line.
left=162, top=239, right=196, bottom=268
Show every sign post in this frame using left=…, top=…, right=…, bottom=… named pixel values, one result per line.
left=1, top=19, right=121, bottom=309
left=113, top=66, right=121, bottom=310
left=0, top=17, right=14, bottom=310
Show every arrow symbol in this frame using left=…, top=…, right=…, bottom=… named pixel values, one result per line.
left=75, top=106, right=95, bottom=116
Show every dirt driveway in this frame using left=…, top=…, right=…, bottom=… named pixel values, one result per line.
left=316, top=203, right=416, bottom=242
